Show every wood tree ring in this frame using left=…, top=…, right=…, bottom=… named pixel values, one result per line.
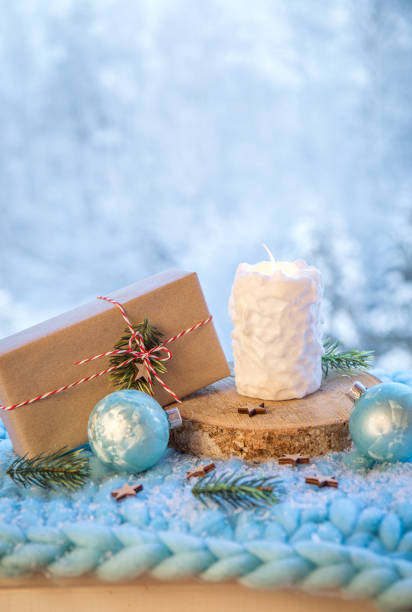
left=169, top=371, right=381, bottom=461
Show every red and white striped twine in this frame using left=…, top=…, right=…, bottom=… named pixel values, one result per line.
left=0, top=296, right=212, bottom=411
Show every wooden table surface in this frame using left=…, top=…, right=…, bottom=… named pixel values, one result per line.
left=0, top=582, right=379, bottom=612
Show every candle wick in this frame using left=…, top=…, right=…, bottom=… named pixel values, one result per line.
left=262, top=243, right=276, bottom=273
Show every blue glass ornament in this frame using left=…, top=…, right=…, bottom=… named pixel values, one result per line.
left=88, top=389, right=181, bottom=472
left=348, top=382, right=412, bottom=462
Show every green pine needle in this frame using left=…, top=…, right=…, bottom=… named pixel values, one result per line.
left=6, top=448, right=90, bottom=491
left=109, top=319, right=167, bottom=393
left=192, top=471, right=281, bottom=510
left=322, top=338, right=374, bottom=377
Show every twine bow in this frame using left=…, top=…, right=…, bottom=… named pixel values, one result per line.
left=0, top=296, right=212, bottom=411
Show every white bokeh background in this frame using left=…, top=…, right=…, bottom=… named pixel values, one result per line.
left=1, top=0, right=411, bottom=367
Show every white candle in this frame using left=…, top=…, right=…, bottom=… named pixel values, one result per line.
left=229, top=248, right=323, bottom=400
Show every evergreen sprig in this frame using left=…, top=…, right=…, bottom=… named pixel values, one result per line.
left=109, top=319, right=167, bottom=393
left=6, top=448, right=90, bottom=491
left=192, top=471, right=281, bottom=510
left=322, top=339, right=374, bottom=377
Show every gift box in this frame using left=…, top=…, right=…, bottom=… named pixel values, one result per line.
left=0, top=270, right=230, bottom=456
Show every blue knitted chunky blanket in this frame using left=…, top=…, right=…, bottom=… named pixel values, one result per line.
left=0, top=369, right=412, bottom=611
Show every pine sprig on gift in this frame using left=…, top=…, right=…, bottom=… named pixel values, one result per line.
left=6, top=448, right=90, bottom=491
left=191, top=471, right=281, bottom=510
left=109, top=319, right=167, bottom=393
left=322, top=339, right=374, bottom=377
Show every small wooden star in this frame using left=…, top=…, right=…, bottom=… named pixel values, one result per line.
left=305, top=475, right=338, bottom=489
left=186, top=463, right=216, bottom=480
left=134, top=361, right=150, bottom=382
left=111, top=483, right=143, bottom=502
left=279, top=454, right=310, bottom=466
left=238, top=405, right=266, bottom=417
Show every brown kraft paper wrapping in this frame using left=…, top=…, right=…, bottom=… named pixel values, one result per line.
left=0, top=270, right=230, bottom=456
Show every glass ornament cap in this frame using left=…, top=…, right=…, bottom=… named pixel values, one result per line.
left=165, top=406, right=182, bottom=429
left=346, top=381, right=367, bottom=401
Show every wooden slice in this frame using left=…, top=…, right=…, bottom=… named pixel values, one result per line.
left=169, top=372, right=381, bottom=461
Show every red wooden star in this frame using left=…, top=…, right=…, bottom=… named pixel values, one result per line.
left=278, top=454, right=310, bottom=466
left=305, top=475, right=338, bottom=489
left=111, top=483, right=143, bottom=502
left=186, top=463, right=216, bottom=480
left=238, top=405, right=266, bottom=417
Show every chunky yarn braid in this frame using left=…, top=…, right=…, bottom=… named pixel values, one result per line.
left=2, top=497, right=412, bottom=611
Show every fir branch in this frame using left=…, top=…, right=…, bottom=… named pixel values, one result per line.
left=109, top=319, right=167, bottom=393
left=6, top=448, right=90, bottom=491
left=322, top=338, right=374, bottom=377
left=191, top=471, right=281, bottom=510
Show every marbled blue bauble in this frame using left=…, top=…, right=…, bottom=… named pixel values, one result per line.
left=88, top=389, right=169, bottom=472
left=349, top=382, right=412, bottom=462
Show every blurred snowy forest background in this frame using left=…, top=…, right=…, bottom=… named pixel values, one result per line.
left=1, top=0, right=412, bottom=369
